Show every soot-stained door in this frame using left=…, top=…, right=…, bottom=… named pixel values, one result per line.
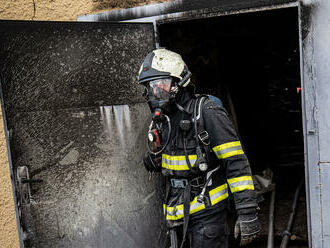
left=0, top=21, right=165, bottom=248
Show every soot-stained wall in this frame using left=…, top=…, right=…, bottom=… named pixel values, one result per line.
left=0, top=21, right=166, bottom=248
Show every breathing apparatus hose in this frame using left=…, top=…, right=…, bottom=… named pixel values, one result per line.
left=183, top=134, right=193, bottom=171
left=147, top=114, right=171, bottom=156
left=193, top=96, right=208, bottom=172
left=193, top=97, right=199, bottom=144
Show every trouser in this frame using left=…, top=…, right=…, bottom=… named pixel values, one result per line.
left=176, top=210, right=228, bottom=248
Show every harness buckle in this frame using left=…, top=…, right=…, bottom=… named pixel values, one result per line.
left=170, top=178, right=188, bottom=188
left=190, top=176, right=204, bottom=188
left=198, top=131, right=210, bottom=146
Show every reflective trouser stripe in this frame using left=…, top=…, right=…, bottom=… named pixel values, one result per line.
left=227, top=176, right=254, bottom=193
left=164, top=184, right=228, bottom=220
left=212, top=141, right=244, bottom=159
left=162, top=154, right=197, bottom=171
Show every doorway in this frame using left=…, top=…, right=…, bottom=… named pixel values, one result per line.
left=159, top=7, right=307, bottom=247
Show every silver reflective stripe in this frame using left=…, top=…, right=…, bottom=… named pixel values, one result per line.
left=210, top=187, right=228, bottom=202
left=165, top=183, right=229, bottom=220
left=163, top=157, right=197, bottom=166
left=166, top=201, right=203, bottom=216
left=214, top=145, right=242, bottom=157
left=167, top=208, right=183, bottom=217
left=190, top=200, right=204, bottom=212
left=229, top=180, right=254, bottom=188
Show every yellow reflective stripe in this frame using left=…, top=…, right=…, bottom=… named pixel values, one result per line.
left=227, top=176, right=254, bottom=193
left=162, top=154, right=197, bottom=171
left=218, top=150, right=244, bottom=159
left=212, top=141, right=244, bottom=159
left=166, top=213, right=184, bottom=220
left=227, top=176, right=252, bottom=184
left=209, top=184, right=227, bottom=196
left=164, top=198, right=205, bottom=220
left=162, top=163, right=190, bottom=170
left=166, top=204, right=183, bottom=212
left=211, top=191, right=229, bottom=205
left=164, top=183, right=228, bottom=221
left=230, top=184, right=254, bottom=193
left=164, top=204, right=184, bottom=220
left=213, top=141, right=241, bottom=151
left=163, top=154, right=197, bottom=161
left=209, top=184, right=228, bottom=205
left=167, top=215, right=182, bottom=220
left=189, top=197, right=206, bottom=215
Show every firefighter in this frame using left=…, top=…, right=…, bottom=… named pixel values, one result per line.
left=139, top=48, right=260, bottom=248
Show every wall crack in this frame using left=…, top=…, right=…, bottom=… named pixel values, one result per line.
left=32, top=0, right=36, bottom=20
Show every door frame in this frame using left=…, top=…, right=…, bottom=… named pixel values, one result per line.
left=79, top=1, right=318, bottom=246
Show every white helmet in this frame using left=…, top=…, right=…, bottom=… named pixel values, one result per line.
left=138, top=48, right=191, bottom=87
left=138, top=48, right=192, bottom=111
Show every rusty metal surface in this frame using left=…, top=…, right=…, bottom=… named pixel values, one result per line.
left=0, top=21, right=165, bottom=248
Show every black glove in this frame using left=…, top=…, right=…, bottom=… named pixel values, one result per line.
left=234, top=208, right=261, bottom=246
left=143, top=152, right=161, bottom=172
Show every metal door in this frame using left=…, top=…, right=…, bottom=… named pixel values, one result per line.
left=0, top=21, right=165, bottom=248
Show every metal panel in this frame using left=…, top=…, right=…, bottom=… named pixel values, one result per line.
left=78, top=0, right=296, bottom=22
left=0, top=21, right=164, bottom=248
left=0, top=21, right=151, bottom=114
left=320, top=164, right=330, bottom=239
left=300, top=0, right=330, bottom=247
left=313, top=2, right=330, bottom=163
left=314, top=0, right=330, bottom=246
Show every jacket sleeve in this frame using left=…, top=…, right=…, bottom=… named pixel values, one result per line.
left=203, top=99, right=258, bottom=210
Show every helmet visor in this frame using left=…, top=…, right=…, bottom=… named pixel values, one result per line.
left=147, top=78, right=172, bottom=100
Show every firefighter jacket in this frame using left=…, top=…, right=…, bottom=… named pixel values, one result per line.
left=146, top=92, right=258, bottom=227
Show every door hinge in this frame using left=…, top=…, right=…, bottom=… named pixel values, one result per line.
left=16, top=166, right=43, bottom=205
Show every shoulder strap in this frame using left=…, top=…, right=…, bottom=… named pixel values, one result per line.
left=194, top=95, right=210, bottom=146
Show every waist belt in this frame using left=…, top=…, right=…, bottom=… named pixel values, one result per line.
left=170, top=176, right=206, bottom=189
left=164, top=183, right=229, bottom=221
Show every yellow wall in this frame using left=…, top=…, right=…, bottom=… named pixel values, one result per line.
left=0, top=0, right=167, bottom=21
left=0, top=0, right=167, bottom=247
left=0, top=106, right=19, bottom=248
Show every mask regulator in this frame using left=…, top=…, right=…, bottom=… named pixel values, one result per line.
left=147, top=108, right=171, bottom=156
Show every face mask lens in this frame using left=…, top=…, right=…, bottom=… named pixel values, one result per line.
left=149, top=78, right=172, bottom=100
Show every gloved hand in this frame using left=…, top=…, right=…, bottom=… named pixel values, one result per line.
left=143, top=152, right=161, bottom=172
left=234, top=208, right=261, bottom=246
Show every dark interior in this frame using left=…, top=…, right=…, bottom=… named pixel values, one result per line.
left=159, top=7, right=308, bottom=247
